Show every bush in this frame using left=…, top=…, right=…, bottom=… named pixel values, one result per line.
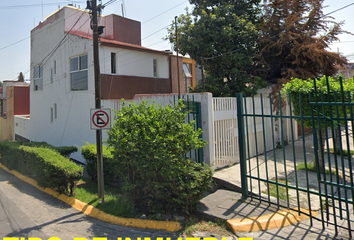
left=22, top=141, right=78, bottom=157
left=81, top=143, right=124, bottom=186
left=0, top=142, right=82, bottom=195
left=106, top=100, right=213, bottom=215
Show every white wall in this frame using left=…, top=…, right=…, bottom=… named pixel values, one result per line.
left=27, top=7, right=174, bottom=163
left=100, top=46, right=170, bottom=78
left=14, top=115, right=31, bottom=140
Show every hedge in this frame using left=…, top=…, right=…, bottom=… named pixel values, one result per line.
left=81, top=143, right=124, bottom=187
left=0, top=142, right=83, bottom=196
left=22, top=141, right=78, bottom=157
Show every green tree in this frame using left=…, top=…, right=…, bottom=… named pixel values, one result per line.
left=166, top=0, right=266, bottom=97
left=257, top=0, right=348, bottom=91
left=106, top=100, right=212, bottom=215
left=283, top=76, right=354, bottom=170
left=17, top=72, right=24, bottom=82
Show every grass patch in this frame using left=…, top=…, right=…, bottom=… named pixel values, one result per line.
left=262, top=178, right=289, bottom=201
left=74, top=177, right=135, bottom=218
left=181, top=216, right=231, bottom=236
left=296, top=163, right=337, bottom=176
left=329, top=148, right=354, bottom=157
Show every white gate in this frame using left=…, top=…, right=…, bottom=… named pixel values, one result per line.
left=213, top=96, right=276, bottom=169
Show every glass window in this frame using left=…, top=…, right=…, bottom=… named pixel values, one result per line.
left=50, top=107, right=53, bottom=123
left=34, top=64, right=43, bottom=91
left=111, top=52, right=116, bottom=74
left=153, top=59, right=157, bottom=77
left=54, top=103, right=57, bottom=119
left=70, top=54, right=88, bottom=91
left=80, top=55, right=88, bottom=70
left=70, top=57, right=79, bottom=71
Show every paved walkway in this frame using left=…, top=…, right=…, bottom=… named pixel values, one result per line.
left=197, top=133, right=354, bottom=239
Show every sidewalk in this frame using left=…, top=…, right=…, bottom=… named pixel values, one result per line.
left=196, top=133, right=354, bottom=239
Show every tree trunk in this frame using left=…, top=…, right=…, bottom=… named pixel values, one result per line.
left=314, top=128, right=326, bottom=173
left=333, top=126, right=342, bottom=155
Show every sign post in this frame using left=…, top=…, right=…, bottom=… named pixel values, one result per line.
left=90, top=108, right=111, bottom=203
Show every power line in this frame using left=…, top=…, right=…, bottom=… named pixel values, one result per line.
left=142, top=0, right=188, bottom=24
left=0, top=1, right=83, bottom=10
left=324, top=2, right=354, bottom=17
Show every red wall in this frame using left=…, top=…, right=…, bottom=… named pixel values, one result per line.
left=101, top=74, right=172, bottom=99
left=14, top=86, right=30, bottom=115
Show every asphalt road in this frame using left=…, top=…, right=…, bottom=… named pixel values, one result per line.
left=0, top=167, right=179, bottom=240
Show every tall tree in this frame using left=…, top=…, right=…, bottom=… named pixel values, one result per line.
left=17, top=72, right=24, bottom=82
left=166, top=0, right=266, bottom=97
left=256, top=0, right=348, bottom=91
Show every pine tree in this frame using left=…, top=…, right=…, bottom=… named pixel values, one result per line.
left=256, top=0, right=348, bottom=90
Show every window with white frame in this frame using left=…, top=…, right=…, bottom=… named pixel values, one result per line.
left=70, top=54, right=88, bottom=91
left=34, top=65, right=43, bottom=91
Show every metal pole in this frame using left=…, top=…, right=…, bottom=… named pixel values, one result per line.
left=236, top=93, right=248, bottom=198
left=175, top=16, right=181, bottom=99
left=200, top=57, right=205, bottom=92
left=92, top=0, right=104, bottom=202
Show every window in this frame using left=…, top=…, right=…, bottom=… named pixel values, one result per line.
left=54, top=60, right=56, bottom=74
left=111, top=52, right=116, bottom=74
left=70, top=54, right=88, bottom=91
left=183, top=63, right=193, bottom=93
left=153, top=59, right=157, bottom=77
left=54, top=103, right=57, bottom=119
left=50, top=107, right=53, bottom=123
left=50, top=68, right=53, bottom=83
left=34, top=65, right=43, bottom=91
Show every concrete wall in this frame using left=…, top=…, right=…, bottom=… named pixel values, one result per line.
left=100, top=46, right=170, bottom=78
left=101, top=74, right=172, bottom=99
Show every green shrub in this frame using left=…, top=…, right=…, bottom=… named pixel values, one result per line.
left=0, top=142, right=82, bottom=195
left=81, top=143, right=124, bottom=186
left=21, top=141, right=78, bottom=157
left=106, top=100, right=212, bottom=215
left=282, top=76, right=354, bottom=127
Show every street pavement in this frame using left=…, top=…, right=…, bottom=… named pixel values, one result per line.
left=0, top=167, right=178, bottom=239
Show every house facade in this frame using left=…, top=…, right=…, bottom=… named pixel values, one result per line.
left=0, top=85, right=30, bottom=141
left=22, top=5, right=198, bottom=162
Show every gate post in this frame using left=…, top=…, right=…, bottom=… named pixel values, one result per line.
left=236, top=93, right=248, bottom=198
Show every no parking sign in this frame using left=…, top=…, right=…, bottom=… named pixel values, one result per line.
left=90, top=109, right=111, bottom=130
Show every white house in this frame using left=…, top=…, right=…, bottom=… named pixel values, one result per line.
left=22, top=5, right=188, bottom=162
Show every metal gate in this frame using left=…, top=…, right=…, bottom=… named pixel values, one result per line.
left=174, top=95, right=204, bottom=164
left=311, top=80, right=354, bottom=234
left=238, top=77, right=354, bottom=236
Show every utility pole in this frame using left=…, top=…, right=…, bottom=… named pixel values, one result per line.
left=200, top=57, right=205, bottom=92
left=175, top=16, right=181, bottom=99
left=92, top=0, right=104, bottom=202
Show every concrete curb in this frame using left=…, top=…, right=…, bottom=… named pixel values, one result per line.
left=227, top=208, right=318, bottom=233
left=0, top=163, right=182, bottom=232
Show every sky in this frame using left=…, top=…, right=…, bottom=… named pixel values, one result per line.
left=0, top=0, right=354, bottom=81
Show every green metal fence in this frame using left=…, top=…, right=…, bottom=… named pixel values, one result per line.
left=174, top=95, right=204, bottom=164
left=238, top=78, right=354, bottom=236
